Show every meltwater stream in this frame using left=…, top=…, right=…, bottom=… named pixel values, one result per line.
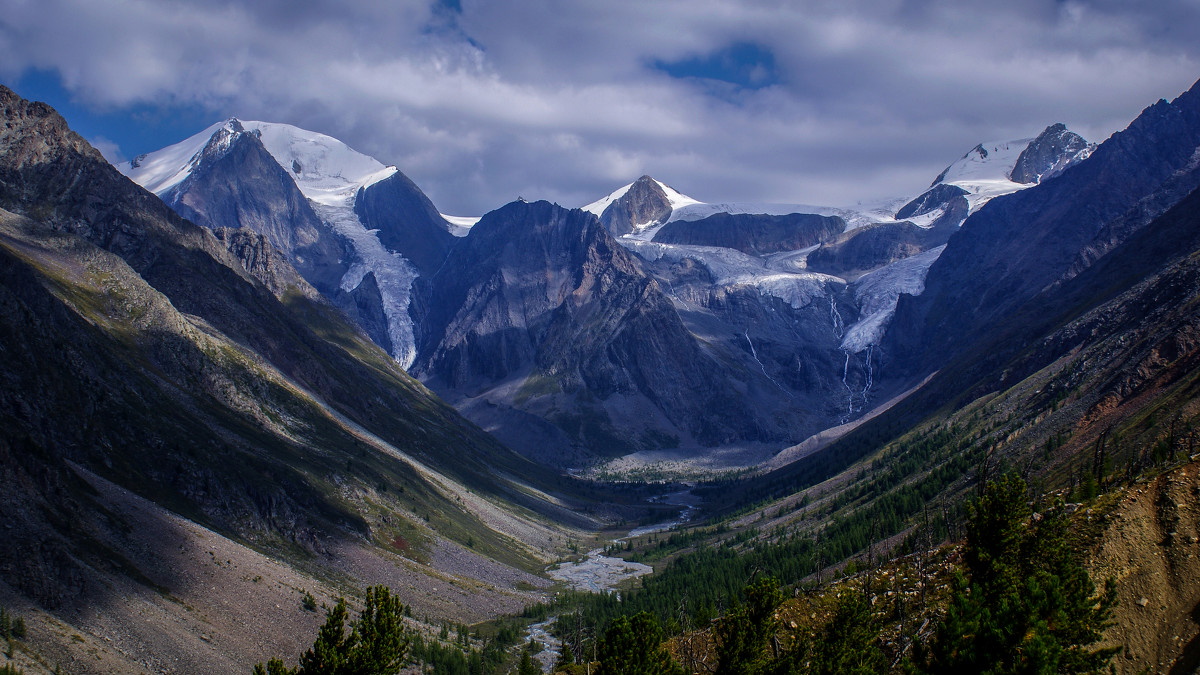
left=547, top=487, right=699, bottom=592
left=532, top=488, right=700, bottom=671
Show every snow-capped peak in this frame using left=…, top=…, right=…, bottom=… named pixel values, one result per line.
left=658, top=180, right=701, bottom=212
left=923, top=137, right=1036, bottom=214
left=249, top=122, right=396, bottom=206
left=120, top=118, right=397, bottom=207
left=932, top=138, right=1034, bottom=187
left=581, top=181, right=634, bottom=217
left=121, top=119, right=234, bottom=196
left=581, top=177, right=700, bottom=217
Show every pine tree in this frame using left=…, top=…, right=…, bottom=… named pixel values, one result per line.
left=714, top=577, right=784, bottom=675
left=596, top=612, right=683, bottom=675
left=808, top=594, right=885, bottom=675
left=518, top=651, right=540, bottom=675
left=556, top=643, right=576, bottom=671
left=917, top=474, right=1118, bottom=674
left=253, top=586, right=410, bottom=675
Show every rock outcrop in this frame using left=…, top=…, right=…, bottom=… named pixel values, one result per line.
left=414, top=200, right=811, bottom=461
left=597, top=175, right=674, bottom=236
left=1009, top=122, right=1093, bottom=184
left=652, top=212, right=845, bottom=255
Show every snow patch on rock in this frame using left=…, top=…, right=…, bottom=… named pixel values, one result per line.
left=626, top=240, right=844, bottom=310
left=841, top=245, right=945, bottom=353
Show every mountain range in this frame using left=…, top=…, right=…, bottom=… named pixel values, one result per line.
left=4, top=75, right=1200, bottom=673
left=115, top=111, right=1099, bottom=470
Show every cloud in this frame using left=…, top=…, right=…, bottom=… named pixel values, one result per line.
left=87, top=135, right=125, bottom=164
left=1, top=0, right=1197, bottom=214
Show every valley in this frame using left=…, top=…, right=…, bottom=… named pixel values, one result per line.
left=3, top=72, right=1200, bottom=674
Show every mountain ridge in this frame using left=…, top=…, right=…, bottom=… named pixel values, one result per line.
left=0, top=85, right=602, bottom=622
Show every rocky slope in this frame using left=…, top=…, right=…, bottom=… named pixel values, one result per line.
left=0, top=85, right=607, bottom=643
left=413, top=199, right=816, bottom=465
left=1091, top=462, right=1200, bottom=674
left=885, top=78, right=1200, bottom=380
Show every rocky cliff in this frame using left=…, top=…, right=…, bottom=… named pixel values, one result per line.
left=885, top=78, right=1200, bottom=380
left=0, top=85, right=588, bottom=611
left=651, top=211, right=845, bottom=255
left=414, top=200, right=814, bottom=463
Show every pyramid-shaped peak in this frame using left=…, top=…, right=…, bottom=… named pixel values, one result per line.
left=1010, top=123, right=1093, bottom=184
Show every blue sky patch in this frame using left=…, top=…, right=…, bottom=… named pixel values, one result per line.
left=653, top=42, right=781, bottom=91
left=11, top=69, right=215, bottom=164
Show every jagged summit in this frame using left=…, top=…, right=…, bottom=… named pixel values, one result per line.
left=582, top=175, right=700, bottom=236
left=121, top=118, right=398, bottom=206
left=1009, top=123, right=1094, bottom=184
left=898, top=125, right=1093, bottom=227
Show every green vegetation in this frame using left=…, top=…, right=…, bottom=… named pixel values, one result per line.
left=300, top=591, right=317, bottom=612
left=554, top=473, right=1119, bottom=675
left=254, top=586, right=409, bottom=675
left=916, top=475, right=1118, bottom=674
left=549, top=529, right=814, bottom=640
left=256, top=586, right=537, bottom=675
left=0, top=607, right=26, bottom=641
left=709, top=578, right=885, bottom=675
left=595, top=612, right=682, bottom=675
left=517, top=651, right=539, bottom=675
left=713, top=577, right=783, bottom=674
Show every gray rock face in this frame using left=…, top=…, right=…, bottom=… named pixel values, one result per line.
left=806, top=184, right=968, bottom=278
left=886, top=78, right=1200, bottom=379
left=806, top=222, right=927, bottom=277
left=160, top=122, right=350, bottom=296
left=651, top=212, right=845, bottom=255
left=1009, top=123, right=1093, bottom=184
left=644, top=256, right=862, bottom=421
left=353, top=171, right=455, bottom=276
left=599, top=175, right=673, bottom=236
left=332, top=270, right=393, bottom=355
left=414, top=200, right=809, bottom=460
left=895, top=184, right=969, bottom=220
left=213, top=226, right=321, bottom=300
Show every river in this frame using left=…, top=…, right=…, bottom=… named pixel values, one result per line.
left=532, top=486, right=700, bottom=670
left=547, top=485, right=699, bottom=592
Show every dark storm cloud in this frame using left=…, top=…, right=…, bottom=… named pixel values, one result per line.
left=1, top=0, right=1197, bottom=214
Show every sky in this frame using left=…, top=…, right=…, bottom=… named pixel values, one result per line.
left=2, top=0, right=1198, bottom=216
